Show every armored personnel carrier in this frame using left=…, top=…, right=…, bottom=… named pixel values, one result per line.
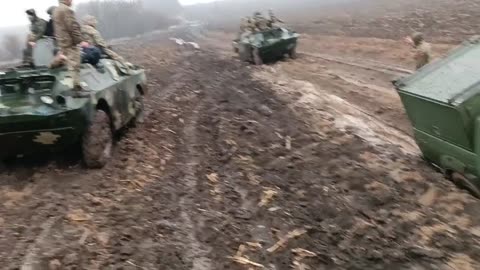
left=394, top=37, right=480, bottom=197
left=233, top=27, right=299, bottom=65
left=0, top=39, right=147, bottom=168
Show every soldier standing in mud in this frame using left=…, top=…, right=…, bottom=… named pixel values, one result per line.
left=53, top=0, right=90, bottom=97
left=23, top=9, right=47, bottom=65
left=405, top=32, right=431, bottom=70
left=81, top=15, right=129, bottom=68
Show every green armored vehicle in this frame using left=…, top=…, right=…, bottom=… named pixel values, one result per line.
left=233, top=27, right=299, bottom=65
left=393, top=38, right=480, bottom=196
left=0, top=39, right=147, bottom=168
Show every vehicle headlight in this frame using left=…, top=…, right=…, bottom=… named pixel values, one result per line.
left=40, top=95, right=54, bottom=105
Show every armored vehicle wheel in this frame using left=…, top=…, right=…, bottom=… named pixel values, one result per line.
left=289, top=46, right=298, bottom=59
left=253, top=48, right=263, bottom=65
left=82, top=110, right=113, bottom=169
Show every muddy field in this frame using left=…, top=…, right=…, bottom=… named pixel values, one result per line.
left=2, top=13, right=480, bottom=270
left=290, top=0, right=480, bottom=43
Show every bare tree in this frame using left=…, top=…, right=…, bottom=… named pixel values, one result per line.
left=2, top=34, right=22, bottom=60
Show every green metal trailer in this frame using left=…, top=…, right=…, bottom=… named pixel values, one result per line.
left=394, top=37, right=480, bottom=196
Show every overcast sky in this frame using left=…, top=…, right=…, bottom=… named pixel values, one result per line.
left=0, top=0, right=220, bottom=27
left=179, top=0, right=220, bottom=5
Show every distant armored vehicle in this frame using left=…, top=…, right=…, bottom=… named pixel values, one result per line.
left=233, top=27, right=299, bottom=65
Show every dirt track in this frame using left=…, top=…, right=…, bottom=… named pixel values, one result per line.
left=1, top=32, right=480, bottom=270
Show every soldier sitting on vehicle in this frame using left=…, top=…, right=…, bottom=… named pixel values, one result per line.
left=253, top=11, right=269, bottom=32
left=49, top=43, right=100, bottom=68
left=405, top=32, right=431, bottom=70
left=238, top=17, right=248, bottom=39
left=243, top=17, right=256, bottom=34
left=81, top=15, right=129, bottom=67
left=240, top=17, right=248, bottom=33
left=268, top=9, right=284, bottom=28
left=239, top=17, right=255, bottom=38
left=50, top=39, right=101, bottom=68
left=23, top=9, right=47, bottom=66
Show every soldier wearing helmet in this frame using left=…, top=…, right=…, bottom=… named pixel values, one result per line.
left=406, top=32, right=431, bottom=70
left=23, top=9, right=47, bottom=65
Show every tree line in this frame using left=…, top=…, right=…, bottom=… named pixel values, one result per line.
left=76, top=0, right=180, bottom=40
left=0, top=35, right=20, bottom=62
left=0, top=0, right=181, bottom=62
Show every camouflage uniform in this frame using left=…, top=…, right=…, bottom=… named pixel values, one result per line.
left=53, top=0, right=84, bottom=90
left=238, top=18, right=247, bottom=39
left=23, top=9, right=47, bottom=65
left=239, top=17, right=254, bottom=39
left=411, top=33, right=431, bottom=70
left=246, top=17, right=256, bottom=32
left=45, top=6, right=56, bottom=38
left=253, top=12, right=269, bottom=32
left=240, top=18, right=248, bottom=32
left=81, top=15, right=128, bottom=67
left=268, top=10, right=283, bottom=28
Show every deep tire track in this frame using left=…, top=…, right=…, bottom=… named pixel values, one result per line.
left=1, top=40, right=480, bottom=270
left=177, top=48, right=480, bottom=269
left=178, top=102, right=213, bottom=270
